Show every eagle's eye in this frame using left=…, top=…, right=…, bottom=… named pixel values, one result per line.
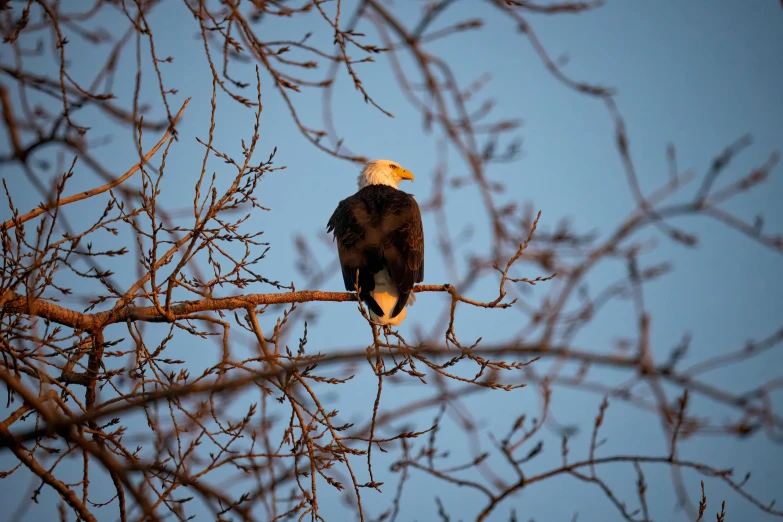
left=389, top=164, right=398, bottom=170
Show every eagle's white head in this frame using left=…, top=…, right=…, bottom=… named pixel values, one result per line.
left=357, top=159, right=415, bottom=190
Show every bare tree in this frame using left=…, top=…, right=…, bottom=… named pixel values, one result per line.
left=1, top=1, right=781, bottom=521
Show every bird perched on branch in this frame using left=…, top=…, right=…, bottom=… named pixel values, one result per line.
left=327, top=159, right=424, bottom=327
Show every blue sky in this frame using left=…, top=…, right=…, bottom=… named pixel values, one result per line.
left=1, top=1, right=782, bottom=521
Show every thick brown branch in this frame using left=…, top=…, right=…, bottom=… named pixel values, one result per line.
left=3, top=285, right=499, bottom=332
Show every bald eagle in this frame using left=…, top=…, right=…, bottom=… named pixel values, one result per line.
left=327, top=160, right=424, bottom=326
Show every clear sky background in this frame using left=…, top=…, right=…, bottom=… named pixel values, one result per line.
left=1, top=1, right=782, bottom=521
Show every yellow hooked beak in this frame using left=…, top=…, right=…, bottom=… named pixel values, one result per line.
left=399, top=168, right=415, bottom=182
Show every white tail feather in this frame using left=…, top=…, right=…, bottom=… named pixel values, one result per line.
left=369, top=269, right=412, bottom=326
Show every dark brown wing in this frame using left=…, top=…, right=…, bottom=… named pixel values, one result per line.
left=326, top=184, right=424, bottom=318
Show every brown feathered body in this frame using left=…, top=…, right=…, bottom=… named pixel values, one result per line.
left=327, top=184, right=424, bottom=326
